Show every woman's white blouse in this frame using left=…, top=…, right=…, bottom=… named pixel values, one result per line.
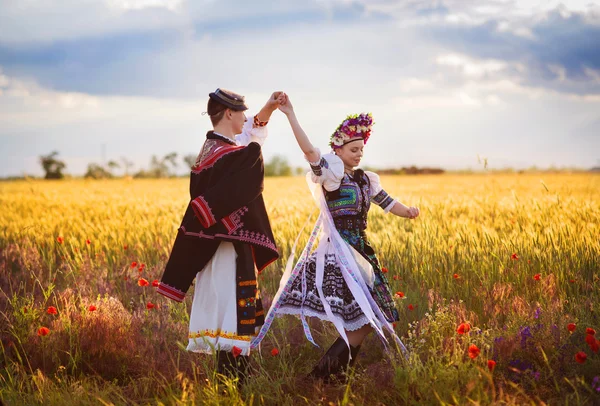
left=235, top=115, right=268, bottom=146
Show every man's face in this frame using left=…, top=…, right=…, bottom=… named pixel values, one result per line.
left=230, top=109, right=247, bottom=134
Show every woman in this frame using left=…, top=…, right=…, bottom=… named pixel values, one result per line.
left=251, top=95, right=420, bottom=381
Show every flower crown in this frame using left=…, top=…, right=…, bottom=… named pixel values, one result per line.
left=329, top=113, right=374, bottom=149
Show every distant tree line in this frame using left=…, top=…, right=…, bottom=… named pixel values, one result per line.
left=37, top=151, right=306, bottom=179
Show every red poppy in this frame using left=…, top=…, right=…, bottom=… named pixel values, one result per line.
left=487, top=360, right=496, bottom=372
left=569, top=279, right=575, bottom=283
left=382, top=267, right=388, bottom=273
left=123, top=245, right=128, bottom=250
left=586, top=328, right=596, bottom=336
left=138, top=278, right=149, bottom=287
left=395, top=291, right=404, bottom=298
left=152, top=279, right=159, bottom=287
left=146, top=302, right=155, bottom=310
left=232, top=346, right=242, bottom=358
left=37, top=327, right=50, bottom=336
left=46, top=306, right=58, bottom=315
left=457, top=322, right=471, bottom=335
left=408, top=304, right=414, bottom=311
left=533, top=274, right=541, bottom=281
left=131, top=261, right=137, bottom=268
left=140, top=263, right=146, bottom=269
left=511, top=253, right=519, bottom=260
left=23, top=307, right=27, bottom=313
left=393, top=322, right=397, bottom=328
left=575, top=351, right=587, bottom=364
left=586, top=334, right=599, bottom=353
left=86, top=239, right=91, bottom=245
left=271, top=348, right=279, bottom=356
left=88, top=305, right=97, bottom=312
left=393, top=275, right=400, bottom=280
left=124, top=276, right=128, bottom=281
left=138, top=266, right=144, bottom=272
left=567, top=323, right=576, bottom=333
left=468, top=344, right=480, bottom=359
left=527, top=260, right=531, bottom=264
left=453, top=273, right=460, bottom=279
left=57, top=236, right=64, bottom=244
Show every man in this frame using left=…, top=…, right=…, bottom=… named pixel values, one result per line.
left=157, top=88, right=282, bottom=381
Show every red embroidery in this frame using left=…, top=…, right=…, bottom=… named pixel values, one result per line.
left=192, top=144, right=244, bottom=174
left=191, top=196, right=216, bottom=228
left=222, top=206, right=248, bottom=234
left=157, top=282, right=185, bottom=302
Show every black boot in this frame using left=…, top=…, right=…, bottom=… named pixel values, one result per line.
left=308, top=338, right=361, bottom=383
left=216, top=350, right=250, bottom=386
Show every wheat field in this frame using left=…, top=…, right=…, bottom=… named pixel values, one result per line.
left=0, top=173, right=599, bottom=405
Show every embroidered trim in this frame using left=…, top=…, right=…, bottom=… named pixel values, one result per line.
left=239, top=280, right=257, bottom=286
left=191, top=196, right=216, bottom=228
left=157, top=283, right=185, bottom=302
left=191, top=145, right=244, bottom=174
left=240, top=319, right=256, bottom=325
left=222, top=230, right=277, bottom=252
left=238, top=297, right=256, bottom=307
left=189, top=328, right=253, bottom=341
left=372, top=189, right=393, bottom=209
left=221, top=206, right=248, bottom=234
left=255, top=310, right=264, bottom=317
left=309, top=157, right=328, bottom=177
left=180, top=226, right=276, bottom=253
left=253, top=115, right=268, bottom=127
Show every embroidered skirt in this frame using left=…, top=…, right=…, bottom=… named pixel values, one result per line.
left=276, top=246, right=399, bottom=331
left=187, top=242, right=259, bottom=355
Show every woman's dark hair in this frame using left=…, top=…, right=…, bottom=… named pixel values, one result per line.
left=207, top=98, right=228, bottom=126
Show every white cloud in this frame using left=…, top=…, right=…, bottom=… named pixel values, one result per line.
left=106, top=0, right=184, bottom=12
left=436, top=53, right=508, bottom=78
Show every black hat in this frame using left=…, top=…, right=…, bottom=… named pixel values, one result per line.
left=208, top=88, right=248, bottom=111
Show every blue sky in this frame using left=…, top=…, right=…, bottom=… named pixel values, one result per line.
left=1, top=0, right=599, bottom=177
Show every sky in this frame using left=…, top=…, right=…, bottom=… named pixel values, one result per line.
left=1, top=0, right=599, bottom=177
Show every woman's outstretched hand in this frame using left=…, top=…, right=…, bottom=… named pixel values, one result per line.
left=407, top=207, right=420, bottom=219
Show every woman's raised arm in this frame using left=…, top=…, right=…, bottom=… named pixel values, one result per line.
left=278, top=95, right=321, bottom=164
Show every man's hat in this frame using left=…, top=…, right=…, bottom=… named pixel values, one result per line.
left=208, top=88, right=248, bottom=111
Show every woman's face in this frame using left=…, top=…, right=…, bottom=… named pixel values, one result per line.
left=335, top=139, right=364, bottom=168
